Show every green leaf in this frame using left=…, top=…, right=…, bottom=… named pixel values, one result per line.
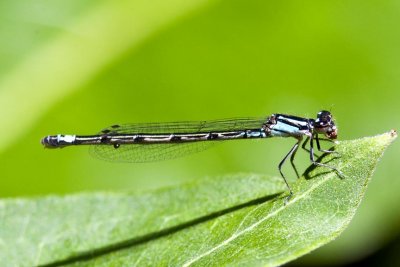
left=0, top=131, right=396, bottom=267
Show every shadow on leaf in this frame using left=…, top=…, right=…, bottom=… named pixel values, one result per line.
left=303, top=147, right=341, bottom=180
left=39, top=192, right=282, bottom=267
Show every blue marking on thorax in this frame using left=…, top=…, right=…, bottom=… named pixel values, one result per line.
left=270, top=121, right=303, bottom=137
left=246, top=129, right=264, bottom=138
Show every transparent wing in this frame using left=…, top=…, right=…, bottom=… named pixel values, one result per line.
left=90, top=117, right=267, bottom=163
left=98, top=117, right=267, bottom=134
left=90, top=141, right=218, bottom=163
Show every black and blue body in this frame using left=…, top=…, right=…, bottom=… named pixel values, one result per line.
left=41, top=110, right=341, bottom=196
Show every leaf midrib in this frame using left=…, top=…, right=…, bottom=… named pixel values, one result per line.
left=182, top=169, right=340, bottom=266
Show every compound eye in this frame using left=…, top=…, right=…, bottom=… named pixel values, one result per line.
left=316, top=110, right=332, bottom=127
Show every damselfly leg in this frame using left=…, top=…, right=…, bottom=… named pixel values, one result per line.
left=309, top=134, right=344, bottom=178
left=315, top=135, right=340, bottom=154
left=278, top=137, right=302, bottom=197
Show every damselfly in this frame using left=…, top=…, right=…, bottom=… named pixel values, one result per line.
left=41, top=110, right=342, bottom=196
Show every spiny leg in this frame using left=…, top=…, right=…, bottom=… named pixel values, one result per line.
left=278, top=141, right=300, bottom=198
left=290, top=138, right=302, bottom=179
left=315, top=134, right=339, bottom=154
left=310, top=134, right=344, bottom=177
left=301, top=136, right=318, bottom=157
left=317, top=137, right=336, bottom=143
left=301, top=136, right=310, bottom=151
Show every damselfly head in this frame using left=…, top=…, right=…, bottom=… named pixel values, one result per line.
left=314, top=110, right=337, bottom=139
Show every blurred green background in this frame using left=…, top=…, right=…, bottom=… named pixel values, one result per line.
left=1, top=0, right=399, bottom=265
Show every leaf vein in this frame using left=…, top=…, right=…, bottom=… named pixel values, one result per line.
left=182, top=171, right=338, bottom=266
